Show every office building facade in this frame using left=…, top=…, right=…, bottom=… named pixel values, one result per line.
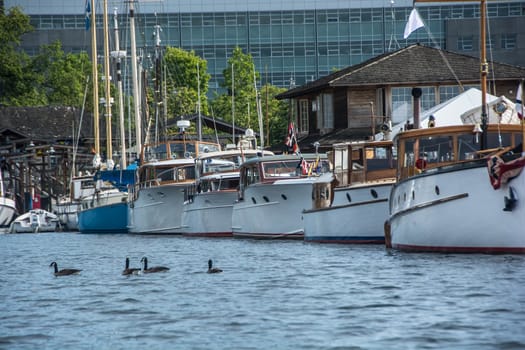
left=6, top=0, right=525, bottom=96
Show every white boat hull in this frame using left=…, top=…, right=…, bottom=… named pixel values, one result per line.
left=10, top=209, right=60, bottom=234
left=388, top=162, right=525, bottom=253
left=232, top=176, right=329, bottom=239
left=0, top=197, right=17, bottom=229
left=303, top=183, right=392, bottom=243
left=181, top=191, right=237, bottom=237
left=128, top=183, right=188, bottom=234
left=53, top=202, right=81, bottom=231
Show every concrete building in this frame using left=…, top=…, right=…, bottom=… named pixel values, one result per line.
left=5, top=0, right=525, bottom=96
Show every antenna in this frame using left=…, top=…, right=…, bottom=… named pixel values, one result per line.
left=388, top=0, right=401, bottom=51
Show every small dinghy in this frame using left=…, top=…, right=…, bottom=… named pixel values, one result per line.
left=10, top=209, right=61, bottom=233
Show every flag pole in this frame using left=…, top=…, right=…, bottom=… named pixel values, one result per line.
left=516, top=79, right=525, bottom=156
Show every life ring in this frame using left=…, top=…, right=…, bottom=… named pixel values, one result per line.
left=415, top=158, right=427, bottom=170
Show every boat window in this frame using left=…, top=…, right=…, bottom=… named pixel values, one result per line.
left=263, top=160, right=300, bottom=177
left=458, top=134, right=479, bottom=160
left=245, top=166, right=260, bottom=186
left=144, top=144, right=167, bottom=161
left=170, top=143, right=196, bottom=159
left=365, top=146, right=395, bottom=170
left=333, top=147, right=349, bottom=185
left=418, top=136, right=453, bottom=164
left=198, top=143, right=221, bottom=154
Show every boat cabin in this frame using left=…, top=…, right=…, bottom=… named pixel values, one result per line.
left=395, top=124, right=524, bottom=181
left=141, top=140, right=221, bottom=163
left=329, top=140, right=396, bottom=187
left=237, top=154, right=331, bottom=200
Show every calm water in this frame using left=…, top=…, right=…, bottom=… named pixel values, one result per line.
left=1, top=232, right=524, bottom=350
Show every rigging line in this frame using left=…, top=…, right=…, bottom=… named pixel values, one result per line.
left=420, top=16, right=464, bottom=92
left=209, top=104, right=220, bottom=146
left=72, top=75, right=91, bottom=183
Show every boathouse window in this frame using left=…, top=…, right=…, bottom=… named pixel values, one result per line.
left=316, top=93, right=334, bottom=131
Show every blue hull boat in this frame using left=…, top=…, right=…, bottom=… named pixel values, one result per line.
left=78, top=199, right=128, bottom=234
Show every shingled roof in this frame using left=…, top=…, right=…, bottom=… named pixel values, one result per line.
left=277, top=44, right=525, bottom=99
left=0, top=106, right=96, bottom=143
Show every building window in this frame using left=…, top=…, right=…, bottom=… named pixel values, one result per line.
left=501, top=33, right=516, bottom=50
left=391, top=87, right=412, bottom=124
left=299, top=100, right=309, bottom=133
left=322, top=94, right=334, bottom=129
left=458, top=36, right=474, bottom=51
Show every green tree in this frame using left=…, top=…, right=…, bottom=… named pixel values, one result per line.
left=211, top=47, right=259, bottom=131
left=31, top=41, right=92, bottom=107
left=0, top=6, right=39, bottom=106
left=260, top=84, right=289, bottom=147
left=211, top=47, right=289, bottom=148
left=163, top=47, right=210, bottom=122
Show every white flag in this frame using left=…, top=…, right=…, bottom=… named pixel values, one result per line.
left=404, top=8, right=424, bottom=39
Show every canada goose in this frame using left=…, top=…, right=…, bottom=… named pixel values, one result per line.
left=122, top=257, right=140, bottom=275
left=207, top=259, right=222, bottom=274
left=140, top=257, right=169, bottom=273
left=49, top=261, right=81, bottom=276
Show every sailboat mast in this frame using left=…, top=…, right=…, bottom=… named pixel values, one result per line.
left=414, top=0, right=489, bottom=148
left=112, top=8, right=127, bottom=169
left=197, top=62, right=202, bottom=141
left=102, top=0, right=113, bottom=166
left=479, top=0, right=488, bottom=149
left=90, top=0, right=100, bottom=159
left=129, top=0, right=142, bottom=160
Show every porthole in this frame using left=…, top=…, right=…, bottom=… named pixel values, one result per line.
left=403, top=193, right=406, bottom=201
left=281, top=194, right=287, bottom=200
left=263, top=196, right=269, bottom=202
left=412, top=191, right=415, bottom=200
left=346, top=193, right=352, bottom=202
left=435, top=186, right=440, bottom=195
left=251, top=197, right=256, bottom=204
left=370, top=189, right=378, bottom=198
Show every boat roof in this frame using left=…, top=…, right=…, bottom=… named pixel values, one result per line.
left=197, top=149, right=274, bottom=161
left=140, top=158, right=195, bottom=167
left=240, top=153, right=327, bottom=166
left=200, top=171, right=239, bottom=180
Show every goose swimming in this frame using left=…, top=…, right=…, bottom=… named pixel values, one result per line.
left=122, top=257, right=141, bottom=275
left=140, top=257, right=169, bottom=273
left=49, top=261, right=81, bottom=276
left=207, top=259, right=222, bottom=274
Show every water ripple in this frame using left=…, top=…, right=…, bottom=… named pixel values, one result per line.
left=1, top=233, right=525, bottom=349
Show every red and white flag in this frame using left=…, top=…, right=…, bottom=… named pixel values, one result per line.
left=286, top=122, right=299, bottom=154
left=516, top=82, right=524, bottom=120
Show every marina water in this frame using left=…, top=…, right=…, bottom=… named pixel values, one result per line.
left=1, top=232, right=524, bottom=349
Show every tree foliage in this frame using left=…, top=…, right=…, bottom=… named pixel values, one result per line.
left=163, top=47, right=210, bottom=121
left=0, top=8, right=92, bottom=108
left=211, top=47, right=289, bottom=147
left=0, top=7, right=36, bottom=105
left=31, top=41, right=92, bottom=107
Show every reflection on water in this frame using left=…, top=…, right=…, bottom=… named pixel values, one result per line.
left=1, top=233, right=525, bottom=349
